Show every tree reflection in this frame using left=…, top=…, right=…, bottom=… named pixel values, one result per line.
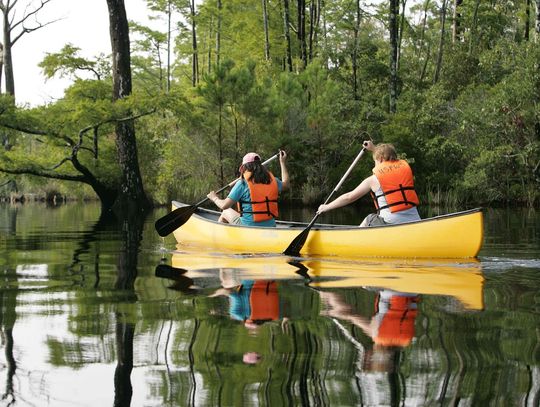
left=113, top=210, right=146, bottom=407
left=0, top=275, right=17, bottom=406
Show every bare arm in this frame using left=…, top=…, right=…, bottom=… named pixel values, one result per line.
left=317, top=175, right=376, bottom=214
left=207, top=192, right=236, bottom=210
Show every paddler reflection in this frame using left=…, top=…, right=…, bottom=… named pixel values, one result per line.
left=318, top=288, right=419, bottom=374
left=210, top=269, right=291, bottom=365
left=210, top=268, right=289, bottom=331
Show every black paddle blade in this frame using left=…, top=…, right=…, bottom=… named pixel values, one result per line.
left=155, top=264, right=188, bottom=279
left=283, top=227, right=312, bottom=256
left=154, top=205, right=196, bottom=237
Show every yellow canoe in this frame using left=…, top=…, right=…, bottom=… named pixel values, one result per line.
left=171, top=202, right=484, bottom=259
left=170, top=250, right=484, bottom=310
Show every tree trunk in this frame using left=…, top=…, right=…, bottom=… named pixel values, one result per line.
left=2, top=8, right=14, bottom=95
left=207, top=16, right=213, bottom=73
left=283, top=0, right=293, bottom=71
left=535, top=0, right=540, bottom=35
left=0, top=43, right=4, bottom=93
left=352, top=0, right=361, bottom=100
left=106, top=0, right=151, bottom=213
left=308, top=0, right=318, bottom=61
left=452, top=0, right=463, bottom=43
left=397, top=0, right=407, bottom=71
left=166, top=0, right=171, bottom=92
left=314, top=0, right=322, bottom=59
left=434, top=0, right=448, bottom=84
left=322, top=1, right=328, bottom=69
left=262, top=0, right=270, bottom=60
left=216, top=0, right=222, bottom=68
left=468, top=0, right=480, bottom=54
left=191, top=0, right=199, bottom=86
left=218, top=104, right=224, bottom=185
left=297, top=0, right=307, bottom=67
left=417, top=0, right=430, bottom=83
left=389, top=0, right=399, bottom=113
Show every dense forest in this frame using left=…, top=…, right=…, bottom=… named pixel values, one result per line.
left=0, top=0, right=539, bottom=210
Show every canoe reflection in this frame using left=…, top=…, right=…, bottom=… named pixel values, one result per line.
left=165, top=248, right=484, bottom=310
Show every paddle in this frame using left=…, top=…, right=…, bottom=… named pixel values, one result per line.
left=155, top=264, right=188, bottom=279
left=283, top=146, right=367, bottom=256
left=154, top=152, right=280, bottom=237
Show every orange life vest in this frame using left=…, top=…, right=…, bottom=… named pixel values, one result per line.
left=249, top=281, right=279, bottom=322
left=374, top=295, right=418, bottom=347
left=371, top=160, right=419, bottom=213
left=238, top=172, right=279, bottom=222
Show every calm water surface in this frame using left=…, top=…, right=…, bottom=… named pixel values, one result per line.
left=0, top=203, right=539, bottom=406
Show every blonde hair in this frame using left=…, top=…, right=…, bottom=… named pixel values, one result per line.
left=373, top=143, right=398, bottom=162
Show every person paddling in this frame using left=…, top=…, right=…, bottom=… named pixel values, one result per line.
left=317, top=141, right=420, bottom=226
left=207, top=150, right=289, bottom=227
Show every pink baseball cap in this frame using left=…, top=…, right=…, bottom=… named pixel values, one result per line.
left=242, top=152, right=260, bottom=165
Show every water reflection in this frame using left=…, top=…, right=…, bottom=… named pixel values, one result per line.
left=169, top=249, right=484, bottom=311
left=113, top=210, right=147, bottom=407
left=149, top=249, right=487, bottom=405
left=0, top=268, right=17, bottom=406
left=2, top=203, right=540, bottom=406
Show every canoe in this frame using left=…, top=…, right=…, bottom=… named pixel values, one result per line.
left=171, top=201, right=484, bottom=259
left=169, top=250, right=484, bottom=310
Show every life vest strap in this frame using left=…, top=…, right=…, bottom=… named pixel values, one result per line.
left=371, top=184, right=417, bottom=211
left=238, top=197, right=278, bottom=218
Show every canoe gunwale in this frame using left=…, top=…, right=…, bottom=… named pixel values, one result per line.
left=171, top=201, right=482, bottom=231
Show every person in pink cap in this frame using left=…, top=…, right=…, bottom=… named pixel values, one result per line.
left=207, top=150, right=289, bottom=227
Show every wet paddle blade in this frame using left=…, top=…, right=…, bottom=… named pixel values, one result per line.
left=283, top=226, right=312, bottom=256
left=154, top=205, right=197, bottom=237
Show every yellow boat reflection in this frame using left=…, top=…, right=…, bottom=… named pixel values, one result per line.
left=171, top=248, right=484, bottom=310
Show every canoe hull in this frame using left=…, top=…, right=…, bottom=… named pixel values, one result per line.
left=171, top=202, right=483, bottom=259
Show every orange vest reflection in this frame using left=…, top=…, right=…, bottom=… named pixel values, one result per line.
left=372, top=291, right=419, bottom=347
left=229, top=280, right=280, bottom=323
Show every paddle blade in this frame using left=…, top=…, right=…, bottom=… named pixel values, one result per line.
left=283, top=226, right=312, bottom=256
left=154, top=205, right=197, bottom=237
left=155, top=264, right=188, bottom=279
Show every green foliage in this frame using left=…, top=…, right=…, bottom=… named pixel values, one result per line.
left=3, top=0, right=540, bottom=207
left=39, top=44, right=110, bottom=80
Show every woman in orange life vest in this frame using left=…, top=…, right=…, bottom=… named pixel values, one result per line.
left=207, top=150, right=289, bottom=227
left=317, top=140, right=420, bottom=226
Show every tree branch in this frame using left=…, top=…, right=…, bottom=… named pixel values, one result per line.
left=0, top=164, right=86, bottom=182
left=12, top=17, right=60, bottom=45
left=0, top=122, right=75, bottom=146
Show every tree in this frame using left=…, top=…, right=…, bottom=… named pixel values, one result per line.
left=536, top=0, right=540, bottom=35
left=262, top=0, right=270, bottom=60
left=0, top=0, right=56, bottom=97
left=106, top=0, right=151, bottom=212
left=283, top=0, right=293, bottom=71
left=389, top=0, right=399, bottom=112
left=433, top=0, right=448, bottom=83
left=452, top=0, right=463, bottom=43
left=189, top=0, right=199, bottom=85
left=130, top=22, right=168, bottom=91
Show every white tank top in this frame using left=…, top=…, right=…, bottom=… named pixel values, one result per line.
left=374, top=187, right=421, bottom=224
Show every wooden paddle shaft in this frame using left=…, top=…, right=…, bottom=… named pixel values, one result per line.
left=332, top=148, right=367, bottom=195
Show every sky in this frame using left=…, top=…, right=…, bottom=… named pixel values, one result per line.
left=13, top=0, right=152, bottom=107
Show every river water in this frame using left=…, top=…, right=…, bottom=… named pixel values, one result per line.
left=0, top=203, right=539, bottom=406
